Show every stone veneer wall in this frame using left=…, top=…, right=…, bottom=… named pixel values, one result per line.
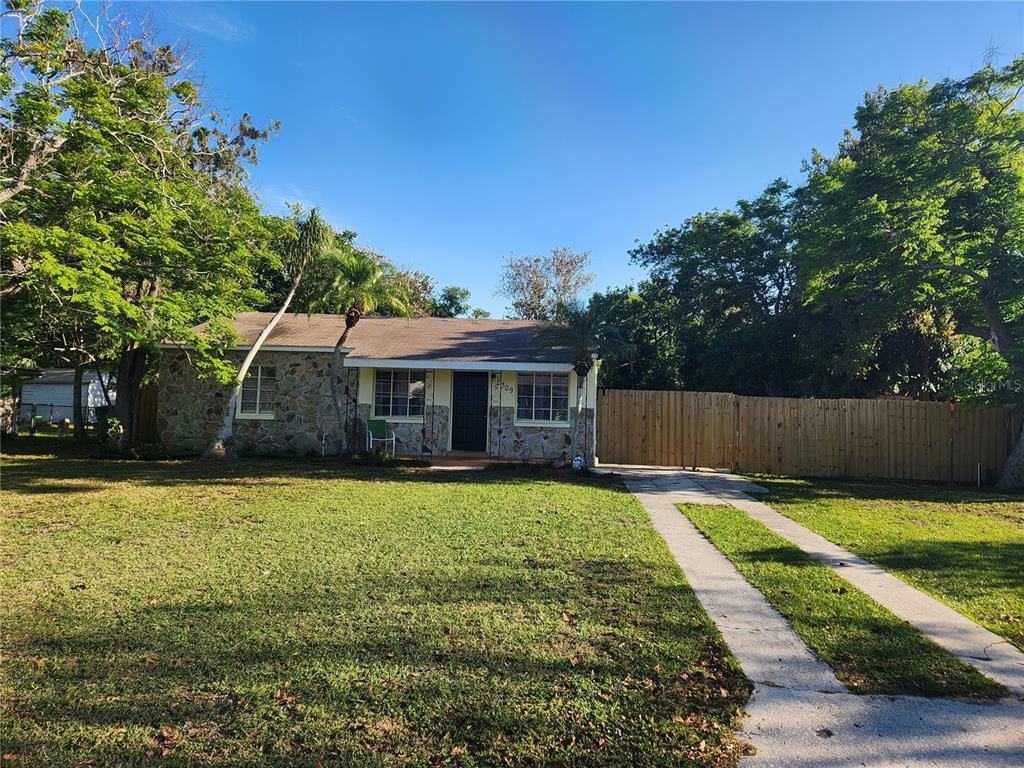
left=0, top=396, right=16, bottom=435
left=158, top=351, right=595, bottom=461
left=486, top=404, right=595, bottom=463
left=157, top=350, right=357, bottom=455
left=486, top=372, right=596, bottom=463
left=354, top=402, right=451, bottom=457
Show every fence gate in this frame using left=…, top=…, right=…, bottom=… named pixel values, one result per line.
left=595, top=388, right=1019, bottom=483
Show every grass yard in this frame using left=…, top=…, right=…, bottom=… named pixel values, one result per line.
left=1, top=445, right=750, bottom=768
left=680, top=504, right=1006, bottom=699
left=752, top=476, right=1024, bottom=652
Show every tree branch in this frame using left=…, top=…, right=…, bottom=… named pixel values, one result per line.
left=954, top=322, right=993, bottom=341
left=914, top=261, right=987, bottom=284
left=0, top=133, right=68, bottom=210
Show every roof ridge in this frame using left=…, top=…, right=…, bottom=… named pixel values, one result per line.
left=233, top=311, right=535, bottom=324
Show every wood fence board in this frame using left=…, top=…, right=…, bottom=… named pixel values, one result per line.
left=596, top=388, right=1014, bottom=482
left=134, top=383, right=159, bottom=445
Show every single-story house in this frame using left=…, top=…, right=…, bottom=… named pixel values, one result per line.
left=17, top=369, right=115, bottom=424
left=157, top=313, right=598, bottom=462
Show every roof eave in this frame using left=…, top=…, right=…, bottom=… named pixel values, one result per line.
left=342, top=358, right=576, bottom=372
left=156, top=343, right=351, bottom=354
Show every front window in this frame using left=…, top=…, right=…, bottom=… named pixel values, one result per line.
left=374, top=369, right=425, bottom=418
left=517, top=373, right=569, bottom=422
left=238, top=365, right=277, bottom=418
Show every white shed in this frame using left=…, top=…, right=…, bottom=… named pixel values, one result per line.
left=19, top=369, right=115, bottom=423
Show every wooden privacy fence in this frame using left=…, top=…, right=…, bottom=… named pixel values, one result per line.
left=596, top=389, right=1021, bottom=483
left=134, top=383, right=159, bottom=444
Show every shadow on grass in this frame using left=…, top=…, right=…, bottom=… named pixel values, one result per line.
left=5, top=556, right=747, bottom=766
left=856, top=539, right=1024, bottom=606
left=1, top=440, right=631, bottom=497
left=742, top=545, right=819, bottom=567
left=753, top=474, right=1023, bottom=504
left=739, top=538, right=1022, bottom=596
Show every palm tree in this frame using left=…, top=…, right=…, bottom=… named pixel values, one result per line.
left=533, top=300, right=630, bottom=464
left=308, top=250, right=409, bottom=454
left=206, top=209, right=335, bottom=460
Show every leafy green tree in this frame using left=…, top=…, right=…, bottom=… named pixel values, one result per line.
left=797, top=56, right=1024, bottom=486
left=534, top=300, right=631, bottom=378
left=1, top=1, right=278, bottom=446
left=629, top=180, right=811, bottom=395
left=589, top=282, right=684, bottom=390
left=297, top=248, right=482, bottom=319
left=433, top=285, right=472, bottom=318
left=430, top=284, right=488, bottom=318
left=359, top=260, right=433, bottom=318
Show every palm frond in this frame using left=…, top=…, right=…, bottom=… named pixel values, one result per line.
left=533, top=299, right=632, bottom=365
left=285, top=208, right=334, bottom=278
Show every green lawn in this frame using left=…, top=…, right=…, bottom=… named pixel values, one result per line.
left=1, top=446, right=750, bottom=768
left=751, top=476, right=1024, bottom=652
left=680, top=504, right=1005, bottom=699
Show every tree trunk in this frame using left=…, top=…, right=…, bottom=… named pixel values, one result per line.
left=997, top=419, right=1024, bottom=490
left=573, top=377, right=585, bottom=465
left=979, top=283, right=1018, bottom=365
left=113, top=347, right=150, bottom=450
left=72, top=362, right=86, bottom=442
left=572, top=360, right=592, bottom=467
left=205, top=272, right=304, bottom=460
left=94, top=360, right=113, bottom=406
left=329, top=324, right=355, bottom=455
left=971, top=285, right=1023, bottom=489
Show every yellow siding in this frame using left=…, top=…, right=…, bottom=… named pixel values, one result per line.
left=358, top=365, right=595, bottom=416
left=357, top=367, right=374, bottom=405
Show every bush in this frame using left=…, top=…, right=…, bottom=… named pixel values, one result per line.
left=350, top=449, right=430, bottom=468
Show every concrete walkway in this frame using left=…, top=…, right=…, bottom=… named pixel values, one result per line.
left=723, top=491, right=1024, bottom=697
left=598, top=465, right=1024, bottom=767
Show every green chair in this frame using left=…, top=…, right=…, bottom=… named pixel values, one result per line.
left=366, top=418, right=396, bottom=454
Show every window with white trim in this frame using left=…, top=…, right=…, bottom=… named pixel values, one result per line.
left=238, top=365, right=277, bottom=418
left=374, top=369, right=425, bottom=418
left=516, top=373, right=569, bottom=422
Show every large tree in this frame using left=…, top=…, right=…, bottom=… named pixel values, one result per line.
left=589, top=281, right=684, bottom=391
left=1, top=0, right=278, bottom=446
left=379, top=267, right=486, bottom=319
left=497, top=246, right=593, bottom=320
left=627, top=180, right=810, bottom=395
left=797, top=56, right=1024, bottom=486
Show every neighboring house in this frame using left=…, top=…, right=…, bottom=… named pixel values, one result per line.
left=18, top=369, right=115, bottom=424
left=157, top=313, right=598, bottom=461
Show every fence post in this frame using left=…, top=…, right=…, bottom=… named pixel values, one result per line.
left=732, top=395, right=740, bottom=471
left=947, top=402, right=955, bottom=485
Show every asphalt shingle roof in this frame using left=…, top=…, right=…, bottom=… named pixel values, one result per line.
left=195, top=313, right=573, bottom=364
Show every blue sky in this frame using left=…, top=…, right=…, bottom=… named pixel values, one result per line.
left=142, top=1, right=1022, bottom=317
